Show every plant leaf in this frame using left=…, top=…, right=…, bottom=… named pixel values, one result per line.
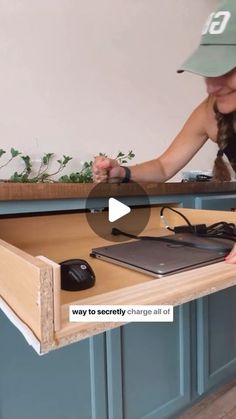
left=10, top=148, right=21, bottom=158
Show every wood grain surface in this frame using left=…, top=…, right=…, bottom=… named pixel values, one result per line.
left=0, top=181, right=236, bottom=200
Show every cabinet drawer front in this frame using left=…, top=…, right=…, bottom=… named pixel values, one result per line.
left=1, top=207, right=236, bottom=354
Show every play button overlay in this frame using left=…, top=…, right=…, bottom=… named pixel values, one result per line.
left=85, top=182, right=151, bottom=242
left=108, top=198, right=131, bottom=222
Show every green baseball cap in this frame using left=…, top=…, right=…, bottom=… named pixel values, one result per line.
left=178, top=0, right=236, bottom=77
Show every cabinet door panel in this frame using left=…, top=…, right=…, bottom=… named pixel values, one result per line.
left=106, top=305, right=191, bottom=419
left=197, top=287, right=236, bottom=394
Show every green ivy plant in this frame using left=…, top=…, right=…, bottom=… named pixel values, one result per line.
left=0, top=148, right=21, bottom=172
left=10, top=153, right=72, bottom=183
left=0, top=148, right=135, bottom=183
left=58, top=150, right=135, bottom=183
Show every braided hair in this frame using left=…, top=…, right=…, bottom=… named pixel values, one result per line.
left=213, top=103, right=236, bottom=181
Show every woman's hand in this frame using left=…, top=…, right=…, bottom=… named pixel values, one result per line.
left=92, top=156, right=124, bottom=183
left=224, top=244, right=236, bottom=264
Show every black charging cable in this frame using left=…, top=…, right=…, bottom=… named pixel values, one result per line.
left=160, top=206, right=194, bottom=232
left=160, top=206, right=236, bottom=242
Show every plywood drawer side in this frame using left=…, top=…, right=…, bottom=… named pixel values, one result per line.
left=0, top=238, right=54, bottom=347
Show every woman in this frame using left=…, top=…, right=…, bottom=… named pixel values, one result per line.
left=93, top=0, right=236, bottom=262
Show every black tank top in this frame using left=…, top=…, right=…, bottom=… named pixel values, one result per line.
left=222, top=142, right=236, bottom=170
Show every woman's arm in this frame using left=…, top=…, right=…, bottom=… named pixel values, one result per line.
left=225, top=245, right=236, bottom=263
left=93, top=98, right=210, bottom=183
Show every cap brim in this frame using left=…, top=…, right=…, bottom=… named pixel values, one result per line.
left=177, top=44, right=236, bottom=77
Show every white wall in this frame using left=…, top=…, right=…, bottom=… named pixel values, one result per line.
left=0, top=0, right=219, bottom=180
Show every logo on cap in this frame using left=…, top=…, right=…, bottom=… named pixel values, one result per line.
left=202, top=11, right=231, bottom=35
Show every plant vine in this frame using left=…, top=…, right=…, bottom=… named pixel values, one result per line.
left=0, top=149, right=135, bottom=183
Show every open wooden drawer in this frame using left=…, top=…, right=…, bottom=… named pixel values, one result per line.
left=1, top=206, right=236, bottom=354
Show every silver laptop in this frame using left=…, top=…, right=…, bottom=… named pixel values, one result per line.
left=90, top=233, right=232, bottom=277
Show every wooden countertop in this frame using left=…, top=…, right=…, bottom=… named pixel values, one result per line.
left=0, top=181, right=236, bottom=201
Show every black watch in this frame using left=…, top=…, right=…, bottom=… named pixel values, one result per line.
left=120, top=166, right=131, bottom=183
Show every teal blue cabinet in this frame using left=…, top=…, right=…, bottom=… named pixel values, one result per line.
left=196, top=287, right=236, bottom=395
left=0, top=311, right=108, bottom=419
left=1, top=190, right=236, bottom=419
left=194, top=194, right=236, bottom=210
left=0, top=305, right=191, bottom=419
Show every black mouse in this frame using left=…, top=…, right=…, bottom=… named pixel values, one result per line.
left=60, top=259, right=96, bottom=291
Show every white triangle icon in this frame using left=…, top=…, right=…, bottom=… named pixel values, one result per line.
left=108, top=198, right=131, bottom=222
